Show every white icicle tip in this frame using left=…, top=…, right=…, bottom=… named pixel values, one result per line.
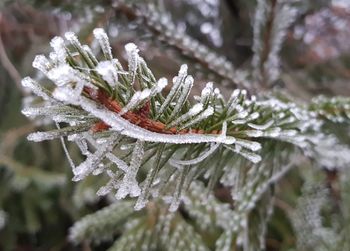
left=125, top=42, right=139, bottom=53
left=96, top=60, right=118, bottom=86
left=47, top=65, right=75, bottom=86
left=64, top=31, right=77, bottom=41
left=155, top=78, right=168, bottom=92
left=190, top=103, right=204, bottom=115
left=50, top=36, right=65, bottom=50
left=93, top=28, right=107, bottom=38
left=50, top=36, right=66, bottom=63
left=32, top=55, right=50, bottom=74
left=179, top=64, right=188, bottom=75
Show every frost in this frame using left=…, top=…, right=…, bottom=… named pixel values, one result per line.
left=93, top=28, right=113, bottom=60
left=65, top=32, right=96, bottom=68
left=47, top=65, right=78, bottom=86
left=115, top=140, right=144, bottom=199
left=167, top=103, right=204, bottom=128
left=170, top=143, right=220, bottom=166
left=21, top=77, right=54, bottom=101
left=121, top=89, right=151, bottom=114
left=155, top=77, right=168, bottom=93
left=82, top=45, right=98, bottom=65
left=27, top=131, right=62, bottom=142
left=72, top=134, right=120, bottom=181
left=224, top=145, right=262, bottom=163
left=156, top=64, right=189, bottom=117
left=55, top=87, right=236, bottom=144
left=168, top=75, right=194, bottom=121
left=247, top=120, right=274, bottom=130
left=200, top=82, right=214, bottom=105
left=179, top=106, right=214, bottom=130
left=235, top=139, right=261, bottom=152
left=32, top=55, right=51, bottom=74
left=50, top=36, right=66, bottom=64
left=125, top=42, right=140, bottom=83
left=95, top=60, right=118, bottom=87
left=22, top=28, right=350, bottom=220
left=245, top=130, right=263, bottom=137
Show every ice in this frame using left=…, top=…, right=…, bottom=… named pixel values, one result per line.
left=72, top=134, right=120, bottom=181
left=170, top=143, right=220, bottom=166
left=179, top=106, right=214, bottom=130
left=155, top=77, right=168, bottom=93
left=225, top=145, right=262, bottom=163
left=75, top=138, right=89, bottom=155
left=115, top=140, right=143, bottom=199
left=95, top=60, right=118, bottom=87
left=227, top=89, right=240, bottom=113
left=167, top=75, right=193, bottom=121
left=245, top=130, right=263, bottom=137
left=54, top=86, right=237, bottom=144
left=21, top=105, right=73, bottom=118
left=248, top=120, right=274, bottom=130
left=32, top=55, right=51, bottom=74
left=82, top=45, right=98, bottom=65
left=121, top=89, right=151, bottom=114
left=156, top=65, right=188, bottom=118
left=178, top=64, right=188, bottom=77
left=56, top=123, right=76, bottom=173
left=264, top=127, right=281, bottom=137
left=92, top=163, right=107, bottom=175
left=47, top=65, right=76, bottom=86
left=83, top=134, right=129, bottom=173
left=125, top=42, right=140, bottom=83
left=64, top=32, right=83, bottom=51
left=21, top=77, right=54, bottom=101
left=96, top=182, right=113, bottom=196
left=235, top=139, right=261, bottom=151
left=27, top=131, right=63, bottom=142
left=167, top=103, right=204, bottom=128
left=237, top=110, right=249, bottom=119
left=106, top=153, right=129, bottom=172
left=93, top=28, right=113, bottom=60
left=65, top=32, right=96, bottom=68
left=200, top=82, right=214, bottom=104
left=50, top=36, right=66, bottom=64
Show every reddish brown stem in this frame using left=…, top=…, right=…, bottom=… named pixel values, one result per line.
left=84, top=87, right=220, bottom=135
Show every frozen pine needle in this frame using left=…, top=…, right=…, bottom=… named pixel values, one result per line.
left=22, top=28, right=350, bottom=216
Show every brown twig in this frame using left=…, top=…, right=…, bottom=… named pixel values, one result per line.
left=84, top=87, right=220, bottom=135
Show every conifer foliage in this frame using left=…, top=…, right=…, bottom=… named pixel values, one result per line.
left=18, top=0, right=350, bottom=250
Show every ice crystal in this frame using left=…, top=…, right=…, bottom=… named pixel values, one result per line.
left=93, top=28, right=113, bottom=60
left=95, top=61, right=119, bottom=87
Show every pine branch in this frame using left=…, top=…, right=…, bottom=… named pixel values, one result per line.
left=71, top=199, right=210, bottom=251
left=113, top=1, right=250, bottom=88
left=69, top=201, right=136, bottom=244
left=309, top=95, right=350, bottom=123
left=252, top=0, right=298, bottom=87
left=21, top=28, right=350, bottom=214
left=0, top=154, right=65, bottom=189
